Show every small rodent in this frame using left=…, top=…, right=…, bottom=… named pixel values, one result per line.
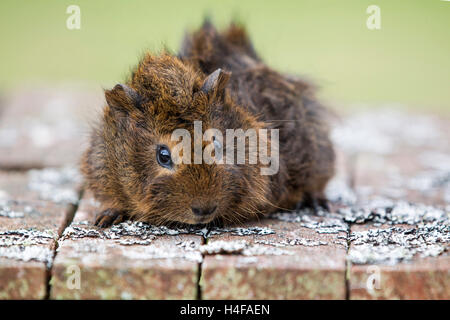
left=81, top=21, right=335, bottom=227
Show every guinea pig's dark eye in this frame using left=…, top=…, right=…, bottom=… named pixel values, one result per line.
left=156, top=145, right=173, bottom=169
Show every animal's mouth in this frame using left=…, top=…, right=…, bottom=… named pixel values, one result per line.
left=189, top=204, right=218, bottom=224
left=190, top=213, right=216, bottom=225
left=197, top=216, right=215, bottom=224
left=166, top=212, right=217, bottom=225
left=185, top=213, right=217, bottom=225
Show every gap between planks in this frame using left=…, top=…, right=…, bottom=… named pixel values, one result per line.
left=43, top=187, right=85, bottom=299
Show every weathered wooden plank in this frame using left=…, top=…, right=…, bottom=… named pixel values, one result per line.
left=0, top=86, right=102, bottom=169
left=0, top=168, right=82, bottom=206
left=341, top=110, right=450, bottom=205
left=345, top=110, right=450, bottom=299
left=354, top=151, right=449, bottom=205
left=348, top=223, right=449, bottom=299
left=201, top=216, right=348, bottom=299
left=0, top=169, right=81, bottom=299
left=0, top=259, right=47, bottom=299
left=50, top=191, right=203, bottom=299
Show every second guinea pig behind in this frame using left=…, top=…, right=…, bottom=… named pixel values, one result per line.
left=81, top=21, right=335, bottom=227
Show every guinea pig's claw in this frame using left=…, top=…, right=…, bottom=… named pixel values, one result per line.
left=94, top=209, right=128, bottom=228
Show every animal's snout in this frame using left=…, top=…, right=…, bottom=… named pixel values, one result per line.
left=191, top=205, right=217, bottom=217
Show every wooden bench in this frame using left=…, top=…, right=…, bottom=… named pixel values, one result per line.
left=0, top=88, right=448, bottom=299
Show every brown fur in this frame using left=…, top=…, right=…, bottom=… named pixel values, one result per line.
left=81, top=21, right=335, bottom=227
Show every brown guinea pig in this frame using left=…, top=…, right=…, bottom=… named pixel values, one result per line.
left=81, top=21, right=335, bottom=228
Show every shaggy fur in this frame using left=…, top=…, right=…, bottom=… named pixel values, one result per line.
left=81, top=21, right=335, bottom=227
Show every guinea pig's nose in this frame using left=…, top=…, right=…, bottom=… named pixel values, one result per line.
left=192, top=205, right=217, bottom=217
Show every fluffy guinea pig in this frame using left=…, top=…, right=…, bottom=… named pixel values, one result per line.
left=81, top=21, right=335, bottom=227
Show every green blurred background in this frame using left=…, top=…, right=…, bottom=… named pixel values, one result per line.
left=0, top=0, right=449, bottom=113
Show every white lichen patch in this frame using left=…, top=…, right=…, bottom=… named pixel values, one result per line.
left=254, top=239, right=288, bottom=247
left=176, top=240, right=200, bottom=251
left=0, top=200, right=41, bottom=218
left=1, top=92, right=84, bottom=149
left=66, top=224, right=272, bottom=243
left=0, top=227, right=55, bottom=267
left=0, top=202, right=24, bottom=218
left=200, top=240, right=293, bottom=256
left=0, top=128, right=18, bottom=147
left=121, top=245, right=203, bottom=263
left=57, top=237, right=202, bottom=263
left=200, top=240, right=248, bottom=254
left=402, top=171, right=450, bottom=194
left=331, top=109, right=443, bottom=155
left=0, top=245, right=54, bottom=268
left=340, top=199, right=449, bottom=225
left=255, top=238, right=328, bottom=247
left=27, top=167, right=81, bottom=204
left=419, top=152, right=450, bottom=173
left=60, top=241, right=107, bottom=255
left=242, top=244, right=293, bottom=256
left=61, top=225, right=103, bottom=240
left=235, top=256, right=259, bottom=266
left=60, top=221, right=208, bottom=252
left=445, top=188, right=450, bottom=204
left=268, top=194, right=449, bottom=265
left=0, top=228, right=55, bottom=247
left=106, top=221, right=203, bottom=238
left=61, top=222, right=189, bottom=241
left=348, top=222, right=449, bottom=265
left=0, top=190, right=9, bottom=200
left=388, top=150, right=450, bottom=198
left=325, top=178, right=357, bottom=206
left=270, top=211, right=348, bottom=235
left=208, top=226, right=275, bottom=237
left=117, top=238, right=155, bottom=246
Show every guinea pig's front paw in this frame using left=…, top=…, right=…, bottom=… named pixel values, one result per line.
left=94, top=209, right=129, bottom=228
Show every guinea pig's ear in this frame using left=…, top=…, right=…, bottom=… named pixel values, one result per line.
left=201, top=68, right=231, bottom=100
left=105, top=84, right=142, bottom=112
